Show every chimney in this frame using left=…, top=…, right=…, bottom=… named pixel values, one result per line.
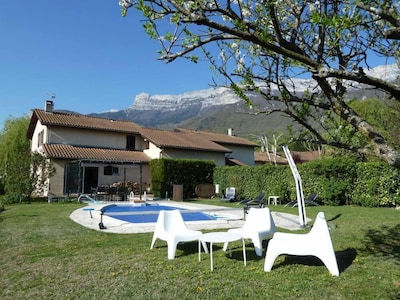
left=228, top=128, right=234, bottom=136
left=45, top=100, right=54, bottom=113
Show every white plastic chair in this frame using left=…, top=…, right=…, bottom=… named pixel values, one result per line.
left=223, top=207, right=276, bottom=256
left=150, top=210, right=208, bottom=259
left=221, top=187, right=236, bottom=202
left=264, top=212, right=339, bottom=276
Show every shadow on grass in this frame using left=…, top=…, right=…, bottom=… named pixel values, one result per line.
left=271, top=248, right=356, bottom=273
left=177, top=241, right=265, bottom=262
left=362, top=224, right=400, bottom=262
left=327, top=213, right=342, bottom=222
left=150, top=242, right=198, bottom=259
left=175, top=241, right=203, bottom=258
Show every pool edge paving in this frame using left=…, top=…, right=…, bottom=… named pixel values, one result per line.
left=69, top=200, right=310, bottom=234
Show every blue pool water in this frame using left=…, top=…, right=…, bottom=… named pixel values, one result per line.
left=101, top=204, right=217, bottom=224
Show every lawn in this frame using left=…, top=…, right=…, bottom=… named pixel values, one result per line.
left=0, top=201, right=399, bottom=299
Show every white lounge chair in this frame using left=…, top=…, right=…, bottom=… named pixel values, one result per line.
left=150, top=210, right=208, bottom=259
left=128, top=191, right=146, bottom=206
left=264, top=212, right=339, bottom=276
left=223, top=207, right=276, bottom=256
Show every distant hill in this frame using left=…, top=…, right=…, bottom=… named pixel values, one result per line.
left=90, top=93, right=297, bottom=139
left=90, top=64, right=400, bottom=139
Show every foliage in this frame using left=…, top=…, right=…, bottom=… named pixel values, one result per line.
left=150, top=158, right=215, bottom=198
left=1, top=203, right=399, bottom=299
left=215, top=156, right=400, bottom=207
left=0, top=117, right=32, bottom=200
left=215, top=163, right=293, bottom=201
left=352, top=162, right=400, bottom=207
left=299, top=157, right=357, bottom=205
left=0, top=176, right=4, bottom=194
left=0, top=117, right=55, bottom=202
left=350, top=98, right=400, bottom=151
left=120, top=0, right=400, bottom=168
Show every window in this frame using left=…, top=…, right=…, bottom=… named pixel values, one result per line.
left=104, top=165, right=119, bottom=176
left=126, top=135, right=135, bottom=150
left=38, top=130, right=44, bottom=147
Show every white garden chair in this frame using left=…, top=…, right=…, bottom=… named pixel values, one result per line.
left=264, top=212, right=339, bottom=276
left=150, top=210, right=208, bottom=259
left=223, top=207, right=276, bottom=256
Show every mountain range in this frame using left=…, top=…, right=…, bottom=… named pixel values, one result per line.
left=90, top=64, right=400, bottom=138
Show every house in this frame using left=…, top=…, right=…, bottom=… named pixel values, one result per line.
left=175, top=128, right=256, bottom=166
left=27, top=104, right=151, bottom=198
left=27, top=101, right=258, bottom=198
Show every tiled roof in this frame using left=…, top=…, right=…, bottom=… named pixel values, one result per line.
left=27, top=109, right=142, bottom=138
left=27, top=109, right=257, bottom=154
left=290, top=150, right=321, bottom=163
left=42, top=144, right=150, bottom=163
left=140, top=128, right=231, bottom=152
left=226, top=158, right=247, bottom=166
left=254, top=150, right=321, bottom=164
left=176, top=128, right=258, bottom=147
left=254, top=152, right=288, bottom=164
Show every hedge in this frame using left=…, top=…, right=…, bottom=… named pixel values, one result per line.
left=214, top=157, right=400, bottom=207
left=150, top=158, right=215, bottom=199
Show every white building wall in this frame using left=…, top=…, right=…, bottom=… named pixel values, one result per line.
left=143, top=142, right=163, bottom=158
left=47, top=127, right=125, bottom=148
left=93, top=164, right=151, bottom=187
left=223, top=144, right=255, bottom=165
left=30, top=121, right=47, bottom=151
left=161, top=148, right=226, bottom=166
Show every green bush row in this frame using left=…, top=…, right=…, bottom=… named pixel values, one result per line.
left=214, top=157, right=400, bottom=207
left=150, top=158, right=215, bottom=199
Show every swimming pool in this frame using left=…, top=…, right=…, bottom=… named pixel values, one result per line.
left=100, top=203, right=218, bottom=224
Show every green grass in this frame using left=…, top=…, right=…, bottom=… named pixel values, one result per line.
left=0, top=201, right=399, bottom=299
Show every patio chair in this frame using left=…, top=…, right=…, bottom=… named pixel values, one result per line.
left=128, top=191, right=146, bottom=204
left=264, top=211, right=339, bottom=276
left=239, top=193, right=266, bottom=215
left=150, top=210, right=208, bottom=259
left=222, top=207, right=276, bottom=256
left=284, top=193, right=319, bottom=208
left=220, top=187, right=236, bottom=202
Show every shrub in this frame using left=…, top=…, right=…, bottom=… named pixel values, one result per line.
left=150, top=159, right=215, bottom=199
left=214, top=156, right=400, bottom=207
left=214, top=163, right=293, bottom=201
left=1, top=194, right=29, bottom=204
left=299, top=157, right=357, bottom=205
left=352, top=162, right=400, bottom=207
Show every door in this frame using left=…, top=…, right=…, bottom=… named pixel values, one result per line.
left=64, top=162, right=81, bottom=195
left=84, top=167, right=98, bottom=194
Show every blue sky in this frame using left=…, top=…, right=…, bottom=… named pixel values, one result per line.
left=0, top=1, right=214, bottom=129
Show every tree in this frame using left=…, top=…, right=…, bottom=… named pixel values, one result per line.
left=0, top=117, right=54, bottom=201
left=119, top=0, right=400, bottom=167
left=350, top=98, right=400, bottom=151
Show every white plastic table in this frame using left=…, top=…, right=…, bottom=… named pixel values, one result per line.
left=268, top=196, right=280, bottom=205
left=198, top=232, right=247, bottom=271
